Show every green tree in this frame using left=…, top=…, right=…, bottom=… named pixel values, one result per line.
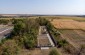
left=11, top=18, right=39, bottom=49
left=23, top=34, right=35, bottom=49
left=1, top=40, right=19, bottom=55
left=13, top=21, right=25, bottom=36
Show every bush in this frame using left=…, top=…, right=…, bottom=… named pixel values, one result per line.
left=49, top=48, right=59, bottom=55
left=23, top=35, right=35, bottom=49
left=0, top=19, right=9, bottom=25
left=57, top=39, right=68, bottom=48
left=0, top=40, right=19, bottom=55
left=36, top=17, right=48, bottom=26
left=63, top=44, right=76, bottom=54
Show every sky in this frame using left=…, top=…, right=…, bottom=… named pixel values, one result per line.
left=0, top=0, right=85, bottom=15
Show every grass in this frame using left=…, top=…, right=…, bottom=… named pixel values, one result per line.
left=58, top=29, right=85, bottom=48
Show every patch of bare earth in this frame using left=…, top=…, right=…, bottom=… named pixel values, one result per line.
left=18, top=48, right=50, bottom=55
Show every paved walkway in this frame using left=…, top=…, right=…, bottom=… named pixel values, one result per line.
left=0, top=26, right=13, bottom=40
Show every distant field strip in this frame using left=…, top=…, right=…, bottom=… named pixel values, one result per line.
left=51, top=19, right=85, bottom=30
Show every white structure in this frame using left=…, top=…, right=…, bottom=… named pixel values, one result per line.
left=47, top=34, right=55, bottom=47
left=41, top=47, right=49, bottom=50
left=38, top=26, right=55, bottom=48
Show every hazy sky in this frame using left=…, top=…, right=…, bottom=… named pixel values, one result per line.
left=0, top=0, right=85, bottom=15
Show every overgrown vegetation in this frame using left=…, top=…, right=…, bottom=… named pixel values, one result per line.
left=0, top=19, right=10, bottom=25
left=0, top=40, right=19, bottom=55
left=12, top=18, right=39, bottom=49
left=0, top=18, right=40, bottom=55
left=49, top=48, right=60, bottom=55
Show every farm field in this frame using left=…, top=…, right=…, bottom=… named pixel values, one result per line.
left=58, top=29, right=85, bottom=48
left=51, top=18, right=85, bottom=49
left=51, top=19, right=85, bottom=30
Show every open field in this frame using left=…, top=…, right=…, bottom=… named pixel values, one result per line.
left=54, top=16, right=85, bottom=20
left=0, top=16, right=39, bottom=20
left=58, top=29, right=85, bottom=48
left=19, top=48, right=52, bottom=55
left=41, top=16, right=85, bottom=20
left=51, top=18, right=85, bottom=49
left=51, top=19, right=85, bottom=30
left=1, top=16, right=85, bottom=20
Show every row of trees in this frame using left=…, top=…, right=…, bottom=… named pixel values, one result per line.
left=0, top=18, right=40, bottom=55
left=0, top=19, right=10, bottom=25
left=12, top=18, right=39, bottom=49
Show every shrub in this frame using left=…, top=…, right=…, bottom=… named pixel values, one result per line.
left=49, top=48, right=59, bottom=55
left=0, top=40, right=19, bottom=55
left=57, top=39, right=68, bottom=48
left=0, top=19, right=9, bottom=25
left=63, top=44, right=76, bottom=54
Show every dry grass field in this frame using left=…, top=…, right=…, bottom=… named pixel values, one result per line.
left=19, top=48, right=50, bottom=55
left=51, top=19, right=85, bottom=30
left=58, top=30, right=85, bottom=48
left=51, top=18, right=85, bottom=49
